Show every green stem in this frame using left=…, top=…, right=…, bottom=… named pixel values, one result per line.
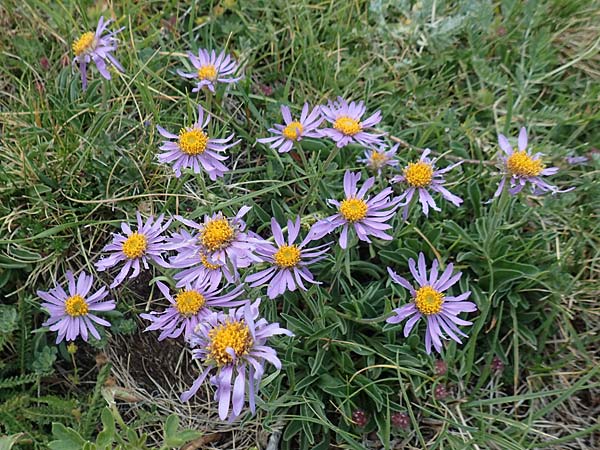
left=299, top=146, right=340, bottom=215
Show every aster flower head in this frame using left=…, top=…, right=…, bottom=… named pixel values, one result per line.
left=168, top=229, right=237, bottom=290
left=319, top=97, right=385, bottom=148
left=72, top=16, right=125, bottom=91
left=256, top=103, right=323, bottom=153
left=177, top=49, right=242, bottom=93
left=386, top=253, right=477, bottom=354
left=391, top=149, right=463, bottom=219
left=245, top=217, right=330, bottom=299
left=357, top=143, right=400, bottom=175
left=141, top=280, right=247, bottom=341
left=174, top=206, right=264, bottom=270
left=493, top=127, right=574, bottom=198
left=38, top=271, right=115, bottom=344
left=95, top=212, right=171, bottom=288
left=309, top=171, right=400, bottom=249
left=180, top=299, right=293, bottom=421
left=156, top=105, right=240, bottom=180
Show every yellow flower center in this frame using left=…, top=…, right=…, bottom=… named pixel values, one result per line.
left=72, top=31, right=96, bottom=56
left=178, top=129, right=209, bottom=155
left=369, top=151, right=388, bottom=168
left=339, top=197, right=368, bottom=222
left=208, top=320, right=253, bottom=366
left=175, top=290, right=206, bottom=317
left=274, top=244, right=301, bottom=268
left=414, top=286, right=444, bottom=315
left=197, top=64, right=218, bottom=81
left=201, top=218, right=234, bottom=252
left=404, top=161, right=434, bottom=187
left=64, top=295, right=89, bottom=317
left=282, top=121, right=304, bottom=140
left=200, top=253, right=221, bottom=270
left=122, top=233, right=148, bottom=259
left=333, top=116, right=362, bottom=136
left=506, top=151, right=544, bottom=177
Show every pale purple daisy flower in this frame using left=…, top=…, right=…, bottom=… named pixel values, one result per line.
left=493, top=127, right=574, bottom=198
left=565, top=155, right=588, bottom=165
left=156, top=105, right=240, bottom=180
left=167, top=229, right=237, bottom=290
left=319, top=97, right=384, bottom=148
left=174, top=206, right=264, bottom=269
left=309, top=170, right=400, bottom=249
left=72, top=16, right=125, bottom=91
left=95, top=212, right=171, bottom=288
left=357, top=143, right=400, bottom=175
left=177, top=49, right=242, bottom=93
left=256, top=103, right=323, bottom=153
left=180, top=299, right=293, bottom=421
left=391, top=149, right=463, bottom=220
left=140, top=280, right=247, bottom=341
left=245, top=217, right=330, bottom=299
left=386, top=253, right=477, bottom=354
left=38, top=271, right=115, bottom=344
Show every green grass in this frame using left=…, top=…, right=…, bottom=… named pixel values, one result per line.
left=1, top=0, right=599, bottom=449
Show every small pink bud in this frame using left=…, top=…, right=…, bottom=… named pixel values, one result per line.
left=352, top=409, right=368, bottom=427
left=434, top=384, right=448, bottom=401
left=434, top=360, right=447, bottom=376
left=391, top=412, right=410, bottom=430
left=40, top=56, right=50, bottom=70
left=491, top=356, right=504, bottom=373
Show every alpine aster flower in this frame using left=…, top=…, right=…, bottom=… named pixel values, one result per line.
left=245, top=217, right=330, bottom=299
left=72, top=16, right=124, bottom=91
left=309, top=171, right=399, bottom=248
left=493, top=127, right=574, bottom=198
left=391, top=149, right=463, bottom=219
left=319, top=97, right=384, bottom=148
left=38, top=271, right=115, bottom=343
left=168, top=229, right=237, bottom=290
left=174, top=206, right=264, bottom=269
left=256, top=103, right=323, bottom=153
left=177, top=49, right=242, bottom=93
left=565, top=155, right=588, bottom=165
left=140, top=280, right=247, bottom=341
left=386, top=253, right=477, bottom=354
left=156, top=105, right=240, bottom=180
left=357, top=143, right=400, bottom=175
left=180, top=299, right=293, bottom=421
left=95, top=212, right=171, bottom=288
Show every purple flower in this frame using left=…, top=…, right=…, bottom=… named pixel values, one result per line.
left=357, top=143, right=400, bottom=175
left=565, top=155, right=588, bottom=165
left=180, top=299, right=293, bottom=421
left=256, top=103, right=323, bottom=153
left=174, top=206, right=264, bottom=269
left=319, top=97, right=384, bottom=148
left=309, top=171, right=399, bottom=249
left=177, top=49, right=242, bottom=93
left=493, top=127, right=574, bottom=198
left=95, top=212, right=171, bottom=288
left=140, top=280, right=247, bottom=341
left=386, top=253, right=477, bottom=354
left=38, top=271, right=115, bottom=343
left=245, top=217, right=330, bottom=299
left=156, top=105, right=240, bottom=180
left=391, top=149, right=463, bottom=219
left=72, top=16, right=124, bottom=91
left=168, top=229, right=237, bottom=290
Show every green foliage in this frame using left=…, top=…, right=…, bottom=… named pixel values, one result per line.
left=0, top=0, right=598, bottom=449
left=48, top=408, right=201, bottom=450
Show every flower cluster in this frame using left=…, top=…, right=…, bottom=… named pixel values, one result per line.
left=36, top=18, right=576, bottom=425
